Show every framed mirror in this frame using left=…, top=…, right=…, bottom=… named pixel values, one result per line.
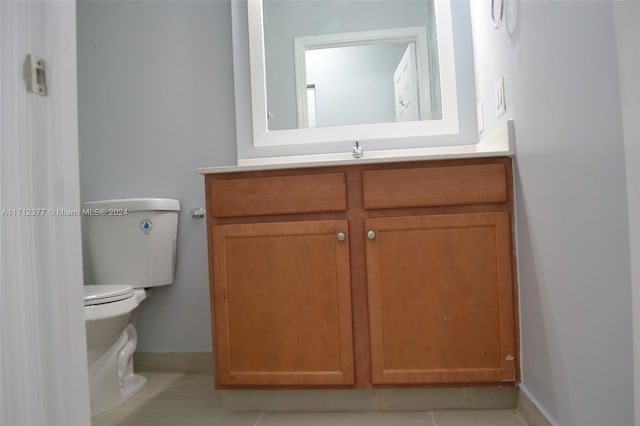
left=243, top=0, right=462, bottom=150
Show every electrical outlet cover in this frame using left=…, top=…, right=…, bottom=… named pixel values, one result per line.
left=495, top=77, right=506, bottom=117
left=477, top=102, right=484, bottom=133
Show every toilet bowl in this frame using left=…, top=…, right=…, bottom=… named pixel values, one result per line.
left=82, top=198, right=180, bottom=415
left=84, top=285, right=148, bottom=414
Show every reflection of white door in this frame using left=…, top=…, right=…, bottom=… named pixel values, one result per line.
left=393, top=44, right=419, bottom=122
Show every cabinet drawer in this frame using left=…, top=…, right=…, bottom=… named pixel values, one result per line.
left=209, top=173, right=347, bottom=217
left=362, top=163, right=507, bottom=209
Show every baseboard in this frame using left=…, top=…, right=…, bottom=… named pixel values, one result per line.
left=222, top=386, right=517, bottom=412
left=134, top=352, right=214, bottom=373
left=517, top=386, right=553, bottom=426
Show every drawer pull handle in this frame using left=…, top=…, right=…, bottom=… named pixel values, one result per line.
left=336, top=232, right=346, bottom=242
left=367, top=230, right=376, bottom=240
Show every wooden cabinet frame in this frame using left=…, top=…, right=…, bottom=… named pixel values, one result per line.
left=205, top=157, right=519, bottom=389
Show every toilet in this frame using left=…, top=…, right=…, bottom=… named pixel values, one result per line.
left=82, top=198, right=180, bottom=415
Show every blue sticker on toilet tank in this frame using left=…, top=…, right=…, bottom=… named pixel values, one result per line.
left=140, top=219, right=153, bottom=235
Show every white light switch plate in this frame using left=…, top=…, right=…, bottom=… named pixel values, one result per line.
left=495, top=77, right=506, bottom=117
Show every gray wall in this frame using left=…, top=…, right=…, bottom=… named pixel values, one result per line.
left=613, top=2, right=640, bottom=424
left=470, top=1, right=633, bottom=425
left=77, top=0, right=237, bottom=351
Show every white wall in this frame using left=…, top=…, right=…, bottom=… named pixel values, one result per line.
left=306, top=43, right=406, bottom=127
left=77, top=0, right=237, bottom=352
left=613, top=2, right=640, bottom=424
left=470, top=1, right=633, bottom=425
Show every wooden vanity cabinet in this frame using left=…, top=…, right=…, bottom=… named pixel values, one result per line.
left=205, top=157, right=518, bottom=388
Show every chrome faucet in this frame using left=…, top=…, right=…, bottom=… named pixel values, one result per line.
left=352, top=141, right=363, bottom=159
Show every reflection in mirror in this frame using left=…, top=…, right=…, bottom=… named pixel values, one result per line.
left=295, top=28, right=441, bottom=129
left=303, top=42, right=419, bottom=128
left=263, top=0, right=441, bottom=131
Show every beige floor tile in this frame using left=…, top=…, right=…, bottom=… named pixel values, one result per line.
left=128, top=373, right=220, bottom=407
left=432, top=409, right=527, bottom=426
left=257, top=411, right=435, bottom=426
left=92, top=404, right=260, bottom=426
left=92, top=372, right=528, bottom=426
left=222, top=387, right=517, bottom=412
left=380, top=387, right=517, bottom=411
left=222, top=389, right=381, bottom=412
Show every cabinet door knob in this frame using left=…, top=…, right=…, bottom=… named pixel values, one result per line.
left=336, top=232, right=346, bottom=241
left=367, top=230, right=376, bottom=240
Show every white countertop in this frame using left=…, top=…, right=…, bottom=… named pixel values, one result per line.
left=198, top=121, right=514, bottom=175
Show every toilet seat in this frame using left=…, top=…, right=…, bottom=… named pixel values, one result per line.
left=84, top=285, right=134, bottom=306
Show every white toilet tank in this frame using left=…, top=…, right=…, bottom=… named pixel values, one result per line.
left=83, top=198, right=180, bottom=288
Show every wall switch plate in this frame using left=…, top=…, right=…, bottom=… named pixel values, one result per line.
left=495, top=77, right=506, bottom=117
left=477, top=102, right=484, bottom=133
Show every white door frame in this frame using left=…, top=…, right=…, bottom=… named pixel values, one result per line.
left=0, top=1, right=91, bottom=424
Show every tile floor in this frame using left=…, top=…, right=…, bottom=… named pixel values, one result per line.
left=92, top=373, right=529, bottom=426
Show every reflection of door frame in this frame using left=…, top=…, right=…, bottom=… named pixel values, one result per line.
left=293, top=27, right=431, bottom=129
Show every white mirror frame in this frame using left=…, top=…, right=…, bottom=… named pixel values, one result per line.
left=247, top=0, right=460, bottom=148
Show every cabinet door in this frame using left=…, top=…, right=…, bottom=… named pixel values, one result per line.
left=365, top=212, right=516, bottom=384
left=211, top=220, right=354, bottom=386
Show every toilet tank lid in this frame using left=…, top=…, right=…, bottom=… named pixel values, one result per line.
left=82, top=198, right=180, bottom=212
